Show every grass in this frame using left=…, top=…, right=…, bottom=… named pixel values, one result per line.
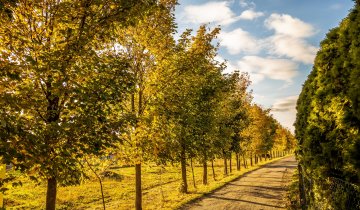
left=284, top=169, right=301, bottom=210
left=3, top=155, right=291, bottom=210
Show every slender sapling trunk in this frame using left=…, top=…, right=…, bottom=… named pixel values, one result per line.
left=180, top=146, right=188, bottom=193
left=135, top=164, right=142, bottom=210
left=190, top=158, right=196, bottom=189
left=229, top=155, right=232, bottom=173
left=211, top=160, right=216, bottom=181
left=46, top=177, right=57, bottom=210
left=203, top=161, right=208, bottom=185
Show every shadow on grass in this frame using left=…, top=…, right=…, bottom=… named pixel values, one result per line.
left=143, top=179, right=181, bottom=191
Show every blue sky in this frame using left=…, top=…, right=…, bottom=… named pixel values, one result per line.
left=174, top=0, right=354, bottom=131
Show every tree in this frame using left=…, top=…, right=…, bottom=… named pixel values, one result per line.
left=150, top=25, right=226, bottom=190
left=114, top=1, right=176, bottom=209
left=215, top=72, right=251, bottom=174
left=0, top=1, right=155, bottom=209
left=295, top=1, right=360, bottom=208
left=243, top=104, right=276, bottom=161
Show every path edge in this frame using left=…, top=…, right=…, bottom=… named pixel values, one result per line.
left=176, top=155, right=295, bottom=210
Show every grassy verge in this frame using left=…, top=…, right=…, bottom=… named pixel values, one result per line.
left=3, top=155, right=292, bottom=210
left=284, top=168, right=301, bottom=210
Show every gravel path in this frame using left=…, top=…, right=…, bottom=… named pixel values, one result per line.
left=182, top=156, right=297, bottom=210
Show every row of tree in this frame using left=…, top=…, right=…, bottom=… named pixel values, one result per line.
left=295, top=0, right=360, bottom=209
left=0, top=1, right=296, bottom=209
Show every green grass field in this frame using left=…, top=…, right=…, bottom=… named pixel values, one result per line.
left=3, top=156, right=288, bottom=210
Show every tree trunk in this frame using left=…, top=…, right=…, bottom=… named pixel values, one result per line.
left=135, top=164, right=142, bottom=210
left=259, top=155, right=262, bottom=162
left=46, top=177, right=57, bottom=210
left=236, top=153, right=240, bottom=171
left=85, top=159, right=106, bottom=210
left=239, top=154, right=241, bottom=170
left=203, top=161, right=208, bottom=185
left=265, top=152, right=268, bottom=161
left=250, top=153, right=253, bottom=166
left=242, top=155, right=246, bottom=168
left=190, top=158, right=196, bottom=189
left=180, top=147, right=188, bottom=193
left=229, top=156, right=232, bottom=173
left=223, top=158, right=228, bottom=175
left=211, top=160, right=216, bottom=181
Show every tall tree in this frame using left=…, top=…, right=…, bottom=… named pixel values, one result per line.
left=243, top=104, right=276, bottom=159
left=0, top=1, right=155, bottom=209
left=215, top=72, right=251, bottom=174
left=151, top=25, right=225, bottom=190
left=115, top=1, right=176, bottom=209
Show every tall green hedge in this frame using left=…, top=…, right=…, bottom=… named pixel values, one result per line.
left=295, top=1, right=360, bottom=209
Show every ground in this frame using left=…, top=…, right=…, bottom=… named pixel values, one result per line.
left=182, top=156, right=297, bottom=210
left=3, top=155, right=293, bottom=209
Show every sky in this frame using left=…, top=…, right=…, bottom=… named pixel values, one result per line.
left=174, top=0, right=355, bottom=132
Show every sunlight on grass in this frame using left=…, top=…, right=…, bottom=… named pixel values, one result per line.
left=3, top=156, right=290, bottom=210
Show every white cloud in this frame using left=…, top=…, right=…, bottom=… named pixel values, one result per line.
left=239, top=9, right=264, bottom=20
left=271, top=95, right=298, bottom=112
left=264, top=13, right=318, bottom=64
left=219, top=29, right=260, bottom=54
left=183, top=2, right=239, bottom=26
left=265, top=13, right=316, bottom=38
left=271, top=95, right=299, bottom=132
left=237, top=56, right=299, bottom=83
left=249, top=73, right=266, bottom=84
left=239, top=0, right=255, bottom=8
left=265, top=34, right=318, bottom=64
left=239, top=0, right=248, bottom=7
left=182, top=1, right=263, bottom=26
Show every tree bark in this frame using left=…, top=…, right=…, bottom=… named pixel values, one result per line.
left=85, top=159, right=106, bottom=210
left=135, top=164, right=142, bottom=210
left=203, top=161, right=208, bottom=185
left=211, top=160, right=216, bottom=181
left=229, top=155, right=232, bottom=173
left=223, top=157, right=228, bottom=175
left=242, top=155, right=247, bottom=168
left=250, top=152, right=253, bottom=166
left=46, top=177, right=57, bottom=210
left=180, top=147, right=188, bottom=193
left=236, top=153, right=240, bottom=170
left=190, top=158, right=196, bottom=189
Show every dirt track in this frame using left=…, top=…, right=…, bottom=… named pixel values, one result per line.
left=182, top=156, right=297, bottom=210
